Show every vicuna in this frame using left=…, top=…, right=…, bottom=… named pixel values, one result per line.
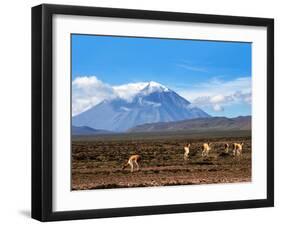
left=184, top=143, right=191, bottom=160
left=122, top=154, right=141, bottom=172
left=233, top=143, right=244, bottom=157
left=202, top=143, right=211, bottom=157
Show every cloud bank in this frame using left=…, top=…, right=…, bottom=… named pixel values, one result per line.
left=179, top=77, right=251, bottom=112
left=72, top=75, right=251, bottom=116
left=72, top=76, right=148, bottom=116
left=72, top=76, right=116, bottom=116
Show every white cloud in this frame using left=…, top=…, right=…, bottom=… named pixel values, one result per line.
left=233, top=91, right=252, bottom=104
left=191, top=92, right=251, bottom=112
left=179, top=77, right=251, bottom=100
left=72, top=76, right=116, bottom=116
left=213, top=104, right=224, bottom=112
left=179, top=77, right=252, bottom=112
left=210, top=95, right=228, bottom=104
left=176, top=63, right=207, bottom=72
left=113, top=82, right=148, bottom=101
left=72, top=76, right=149, bottom=116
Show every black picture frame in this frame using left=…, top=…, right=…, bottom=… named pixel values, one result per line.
left=32, top=4, right=274, bottom=222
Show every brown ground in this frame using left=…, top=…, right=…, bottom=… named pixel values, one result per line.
left=72, top=131, right=251, bottom=190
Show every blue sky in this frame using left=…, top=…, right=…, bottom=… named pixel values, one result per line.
left=72, top=34, right=252, bottom=117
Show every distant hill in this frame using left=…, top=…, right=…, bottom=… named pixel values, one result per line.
left=128, top=116, right=251, bottom=133
left=72, top=126, right=113, bottom=136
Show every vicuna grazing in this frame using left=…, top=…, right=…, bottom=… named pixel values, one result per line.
left=202, top=143, right=211, bottom=157
left=122, top=154, right=141, bottom=172
left=233, top=143, right=244, bottom=157
left=224, top=143, right=229, bottom=153
left=183, top=143, right=191, bottom=160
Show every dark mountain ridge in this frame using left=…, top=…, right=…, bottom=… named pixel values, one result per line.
left=72, top=126, right=113, bottom=135
left=128, top=116, right=251, bottom=133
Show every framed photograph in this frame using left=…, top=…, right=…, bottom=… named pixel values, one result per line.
left=32, top=4, right=274, bottom=221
